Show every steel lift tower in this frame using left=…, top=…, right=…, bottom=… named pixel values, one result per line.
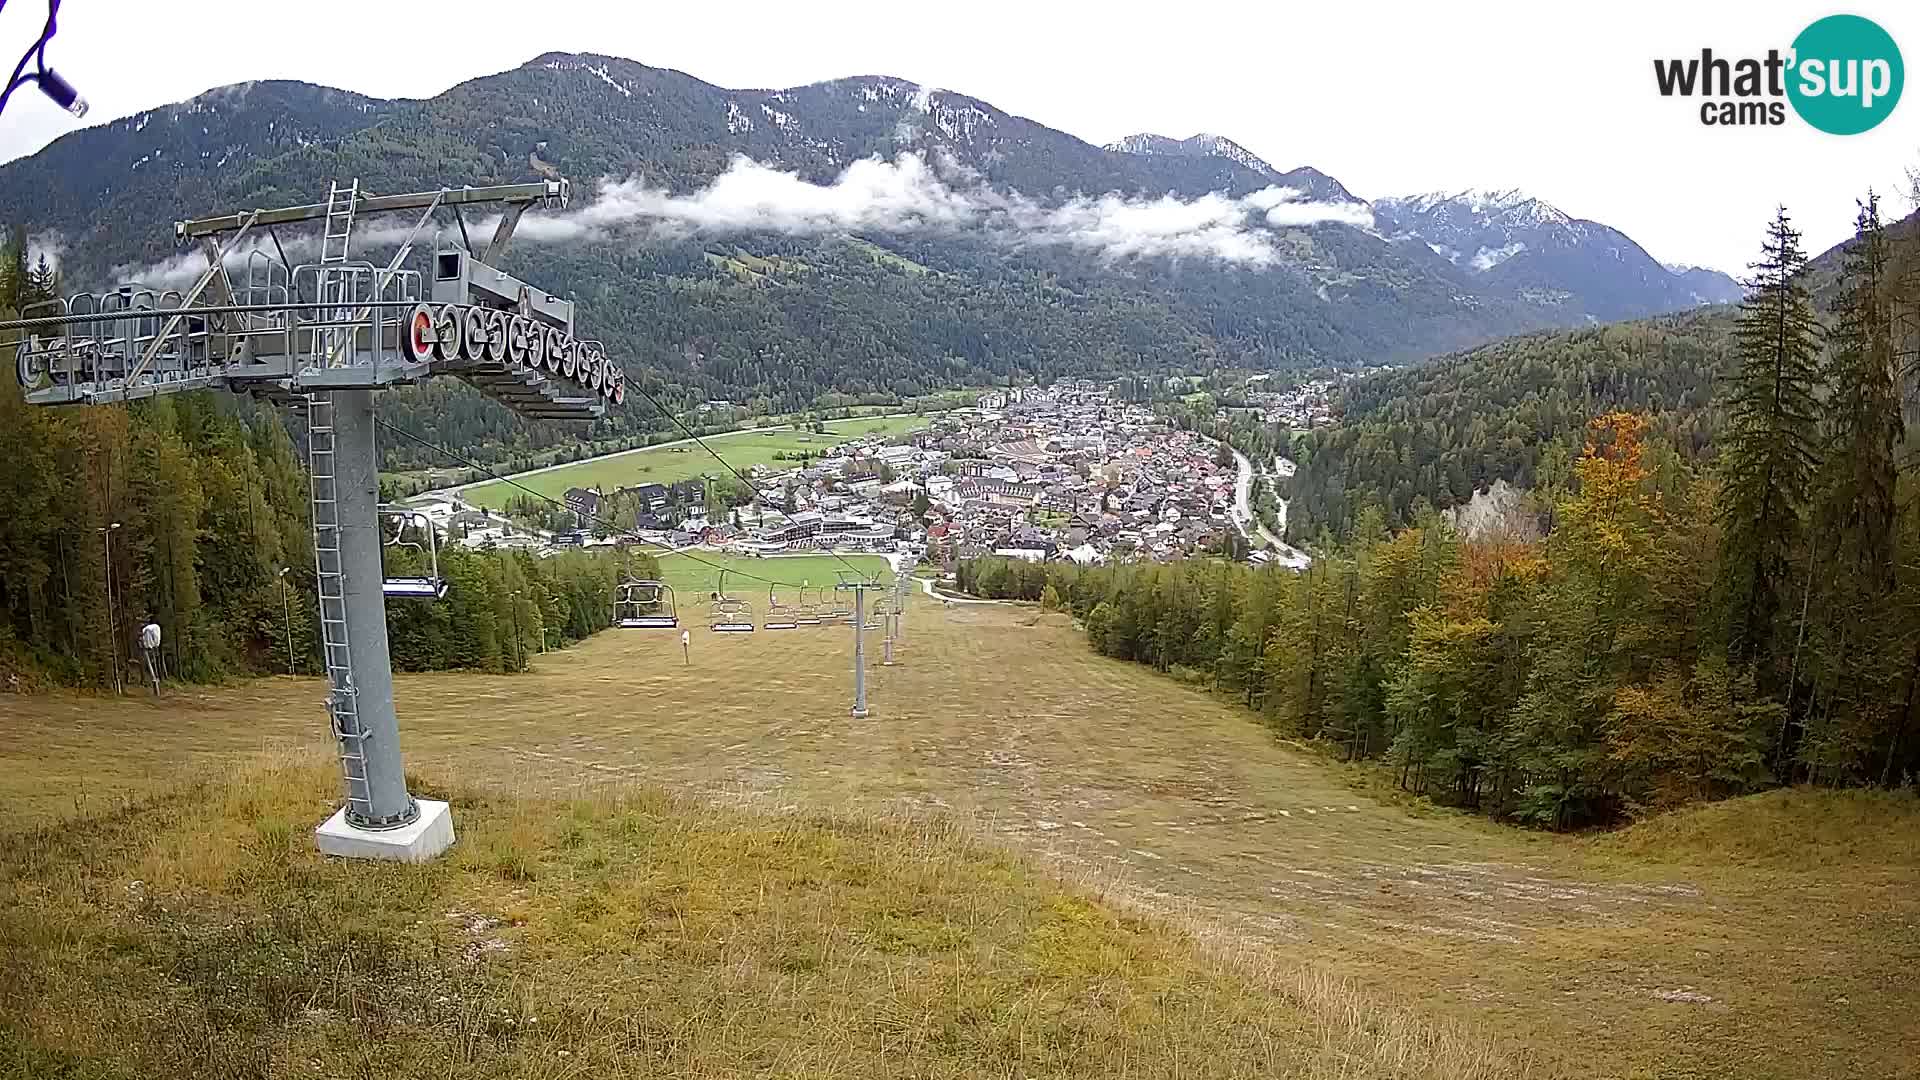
left=8, top=178, right=620, bottom=862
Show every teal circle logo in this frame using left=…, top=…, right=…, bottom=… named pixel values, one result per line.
left=1788, top=14, right=1903, bottom=134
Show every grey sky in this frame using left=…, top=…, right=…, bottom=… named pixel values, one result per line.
left=1, top=0, right=1913, bottom=272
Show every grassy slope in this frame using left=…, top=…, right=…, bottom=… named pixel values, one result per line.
left=1, top=603, right=1915, bottom=1078
left=460, top=415, right=930, bottom=510
left=0, top=760, right=1513, bottom=1080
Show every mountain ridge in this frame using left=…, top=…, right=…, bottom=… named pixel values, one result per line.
left=1, top=51, right=1744, bottom=464
left=1102, top=132, right=1739, bottom=304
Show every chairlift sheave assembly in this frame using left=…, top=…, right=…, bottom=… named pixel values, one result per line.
left=614, top=579, right=678, bottom=629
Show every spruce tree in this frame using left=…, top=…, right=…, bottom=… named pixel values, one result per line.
left=1712, top=208, right=1821, bottom=676
left=1803, top=194, right=1904, bottom=780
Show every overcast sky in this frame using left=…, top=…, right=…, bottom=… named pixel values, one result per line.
left=1, top=0, right=1913, bottom=272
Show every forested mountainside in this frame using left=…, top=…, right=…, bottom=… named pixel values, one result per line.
left=0, top=234, right=663, bottom=689
left=1285, top=309, right=1733, bottom=539
left=1, top=53, right=1732, bottom=466
left=960, top=199, right=1920, bottom=821
left=1283, top=208, right=1917, bottom=542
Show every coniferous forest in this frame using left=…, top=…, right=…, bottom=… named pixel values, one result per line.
left=963, top=199, right=1920, bottom=826
left=0, top=230, right=659, bottom=687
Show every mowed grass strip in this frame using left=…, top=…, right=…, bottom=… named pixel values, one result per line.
left=0, top=759, right=1524, bottom=1080
left=460, top=415, right=932, bottom=510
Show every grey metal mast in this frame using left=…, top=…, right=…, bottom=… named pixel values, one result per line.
left=312, top=387, right=414, bottom=826
left=839, top=580, right=870, bottom=718
left=7, top=177, right=620, bottom=862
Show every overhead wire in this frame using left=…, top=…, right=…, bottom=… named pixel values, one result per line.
left=373, top=417, right=808, bottom=590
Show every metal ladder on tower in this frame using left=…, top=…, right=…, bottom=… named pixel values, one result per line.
left=313, top=178, right=359, bottom=370
left=308, top=394, right=374, bottom=820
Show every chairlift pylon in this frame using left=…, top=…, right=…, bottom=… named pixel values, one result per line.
left=614, top=578, right=677, bottom=628
left=379, top=505, right=447, bottom=600
left=709, top=569, right=755, bottom=633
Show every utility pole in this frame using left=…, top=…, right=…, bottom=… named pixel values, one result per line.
left=277, top=566, right=296, bottom=675
left=98, top=522, right=121, bottom=695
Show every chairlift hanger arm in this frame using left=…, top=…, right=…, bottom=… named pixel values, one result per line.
left=175, top=181, right=568, bottom=240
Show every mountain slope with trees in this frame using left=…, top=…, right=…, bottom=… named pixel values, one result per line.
left=1282, top=207, right=1917, bottom=542
left=3, top=53, right=1735, bottom=468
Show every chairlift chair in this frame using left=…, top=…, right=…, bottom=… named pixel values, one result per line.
left=379, top=506, right=448, bottom=600
left=709, top=570, right=756, bottom=633
left=614, top=580, right=677, bottom=628
left=763, top=584, right=798, bottom=630
left=794, top=585, right=823, bottom=626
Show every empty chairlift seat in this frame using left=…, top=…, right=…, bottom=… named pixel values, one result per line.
left=708, top=570, right=755, bottom=632
left=763, top=586, right=798, bottom=630
left=379, top=507, right=448, bottom=600
left=794, top=586, right=823, bottom=626
left=615, top=581, right=677, bottom=628
left=709, top=596, right=755, bottom=633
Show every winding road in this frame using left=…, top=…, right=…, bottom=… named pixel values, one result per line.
left=1226, top=444, right=1310, bottom=567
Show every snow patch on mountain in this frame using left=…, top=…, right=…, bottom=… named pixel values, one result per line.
left=585, top=63, right=632, bottom=97
left=1378, top=188, right=1572, bottom=229
left=1374, top=189, right=1583, bottom=271
left=1104, top=132, right=1283, bottom=180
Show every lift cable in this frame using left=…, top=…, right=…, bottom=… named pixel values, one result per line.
left=622, top=383, right=881, bottom=584
left=374, top=418, right=808, bottom=590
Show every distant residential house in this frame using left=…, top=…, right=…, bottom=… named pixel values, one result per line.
left=562, top=486, right=600, bottom=519
left=629, top=483, right=669, bottom=512
left=1063, top=543, right=1102, bottom=566
left=993, top=547, right=1048, bottom=564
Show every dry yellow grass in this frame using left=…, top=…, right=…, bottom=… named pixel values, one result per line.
left=1, top=758, right=1523, bottom=1079
left=2, top=599, right=1916, bottom=1078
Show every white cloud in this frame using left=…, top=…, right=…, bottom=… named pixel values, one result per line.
left=506, top=154, right=1382, bottom=266
left=1253, top=186, right=1378, bottom=230
left=26, top=231, right=64, bottom=273
left=551, top=153, right=981, bottom=239
left=110, top=154, right=1382, bottom=287
left=1004, top=189, right=1276, bottom=264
